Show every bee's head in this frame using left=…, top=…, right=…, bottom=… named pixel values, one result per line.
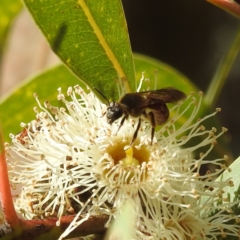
left=106, top=102, right=123, bottom=124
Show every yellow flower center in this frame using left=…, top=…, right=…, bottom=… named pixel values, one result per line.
left=102, top=139, right=151, bottom=184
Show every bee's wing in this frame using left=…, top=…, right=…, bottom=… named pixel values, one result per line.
left=138, top=87, right=186, bottom=103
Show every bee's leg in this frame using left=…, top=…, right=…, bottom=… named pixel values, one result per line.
left=116, top=115, right=127, bottom=134
left=146, top=112, right=156, bottom=145
left=131, top=118, right=142, bottom=145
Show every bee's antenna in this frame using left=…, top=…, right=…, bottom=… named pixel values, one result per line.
left=93, top=87, right=110, bottom=105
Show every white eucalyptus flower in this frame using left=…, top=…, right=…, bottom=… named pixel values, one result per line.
left=5, top=84, right=240, bottom=240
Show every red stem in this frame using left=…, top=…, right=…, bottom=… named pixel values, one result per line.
left=207, top=0, right=240, bottom=18
left=0, top=131, right=20, bottom=228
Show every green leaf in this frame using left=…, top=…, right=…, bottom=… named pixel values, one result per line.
left=217, top=157, right=240, bottom=203
left=134, top=53, right=197, bottom=92
left=201, top=158, right=239, bottom=208
left=0, top=0, right=22, bottom=56
left=0, top=65, right=80, bottom=143
left=23, top=0, right=135, bottom=100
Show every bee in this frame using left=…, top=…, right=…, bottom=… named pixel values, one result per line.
left=105, top=87, right=186, bottom=145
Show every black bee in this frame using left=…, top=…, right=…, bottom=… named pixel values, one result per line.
left=106, top=87, right=186, bottom=145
